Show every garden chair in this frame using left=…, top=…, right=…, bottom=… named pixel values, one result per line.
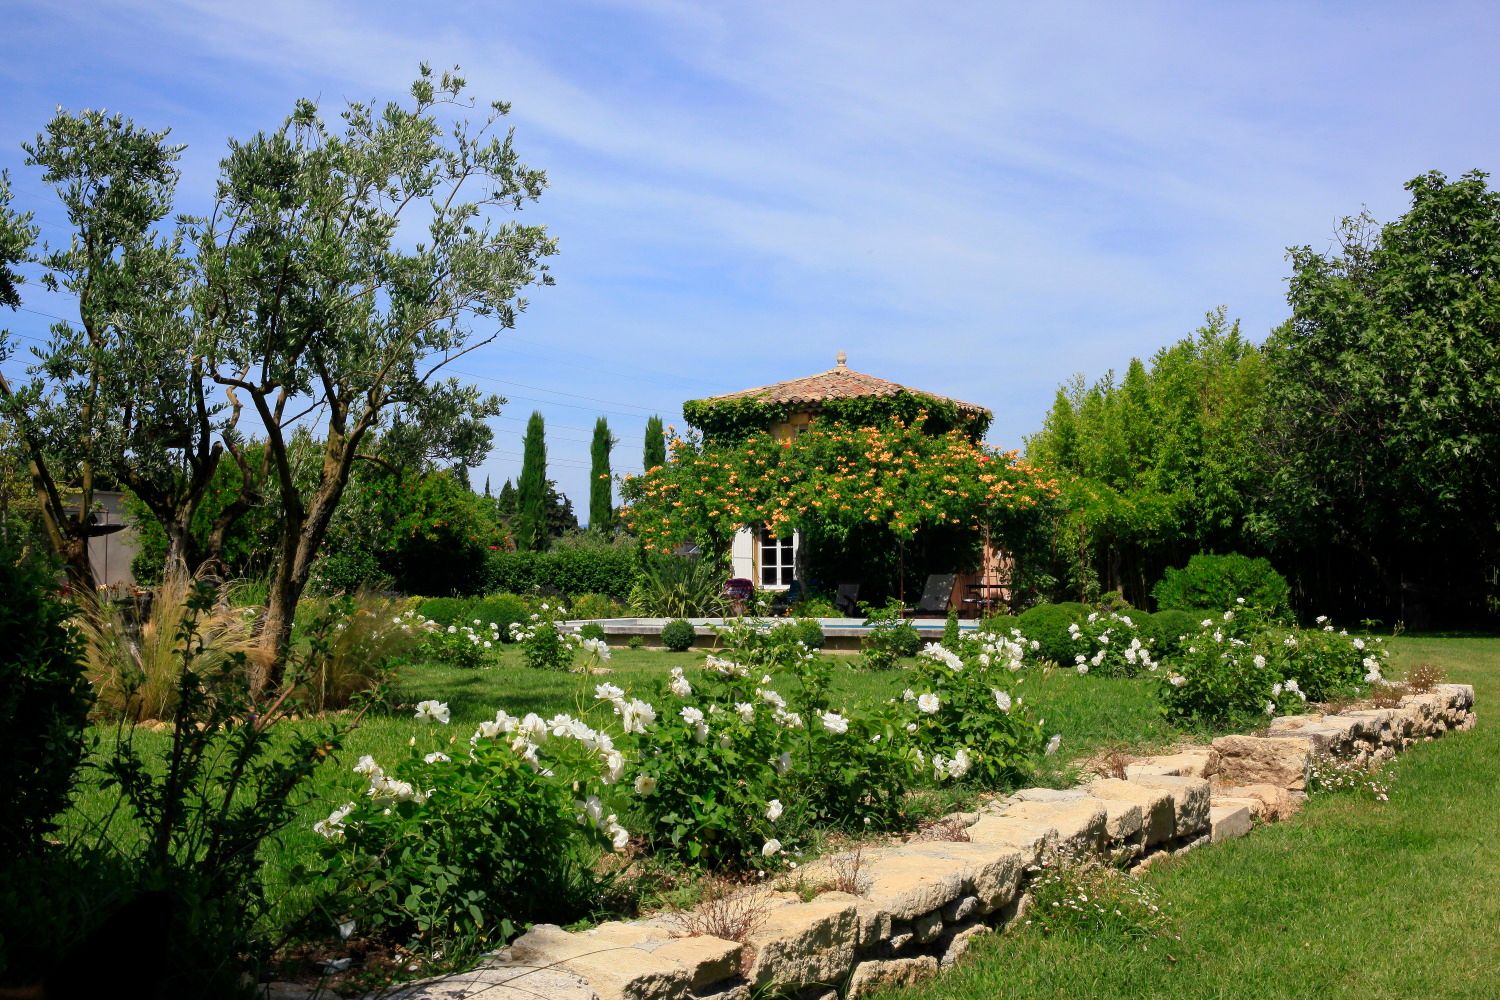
left=833, top=582, right=861, bottom=617
left=904, top=573, right=956, bottom=618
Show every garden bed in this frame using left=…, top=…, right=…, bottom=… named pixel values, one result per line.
left=380, top=683, right=1476, bottom=998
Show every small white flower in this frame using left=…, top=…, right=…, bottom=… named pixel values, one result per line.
left=1045, top=734, right=1061, bottom=756
left=634, top=773, right=657, bottom=795
left=992, top=689, right=1012, bottom=712
left=735, top=702, right=755, bottom=724
left=423, top=752, right=449, bottom=764
left=762, top=838, right=783, bottom=858
left=917, top=693, right=940, bottom=714
left=766, top=799, right=784, bottom=822
left=1168, top=674, right=1186, bottom=687
left=668, top=668, right=692, bottom=698
left=820, top=711, right=849, bottom=734
left=414, top=700, right=451, bottom=724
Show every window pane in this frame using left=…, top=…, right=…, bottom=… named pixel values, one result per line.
left=761, top=567, right=777, bottom=585
left=780, top=566, right=794, bottom=585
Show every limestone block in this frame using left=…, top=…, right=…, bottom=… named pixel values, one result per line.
left=1208, top=803, right=1252, bottom=843
left=912, top=909, right=944, bottom=944
left=1173, top=832, right=1211, bottom=855
left=939, top=923, right=992, bottom=968
left=1086, top=778, right=1173, bottom=846
left=1122, top=774, right=1211, bottom=838
left=1011, top=787, right=1089, bottom=803
left=897, top=841, right=1025, bottom=914
left=844, top=956, right=938, bottom=1000
left=965, top=812, right=1058, bottom=865
left=851, top=847, right=969, bottom=946
left=743, top=893, right=859, bottom=993
left=500, top=922, right=698, bottom=1000
left=384, top=966, right=600, bottom=1000
left=1263, top=718, right=1352, bottom=755
left=999, top=799, right=1108, bottom=855
left=647, top=936, right=742, bottom=992
left=1125, top=748, right=1212, bottom=779
left=942, top=894, right=979, bottom=923
left=1435, top=683, right=1475, bottom=711
left=1092, top=795, right=1144, bottom=843
left=1208, top=736, right=1311, bottom=791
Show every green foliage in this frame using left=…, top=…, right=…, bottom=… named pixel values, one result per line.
left=1025, top=309, right=1268, bottom=606
left=660, top=618, right=697, bottom=652
left=1151, top=553, right=1289, bottom=616
left=309, top=708, right=612, bottom=961
left=1147, top=609, right=1210, bottom=658
left=643, top=414, right=667, bottom=472
left=589, top=416, right=614, bottom=532
left=1017, top=602, right=1092, bottom=664
left=681, top=389, right=992, bottom=444
left=627, top=554, right=727, bottom=618
left=423, top=620, right=499, bottom=670
left=1260, top=171, right=1500, bottom=624
left=567, top=591, right=627, bottom=621
left=942, top=608, right=961, bottom=649
left=419, top=597, right=470, bottom=626
left=487, top=541, right=638, bottom=601
left=296, top=597, right=424, bottom=712
left=468, top=594, right=533, bottom=640
left=793, top=618, right=825, bottom=650
left=578, top=622, right=607, bottom=642
left=860, top=601, right=922, bottom=670
left=510, top=603, right=596, bottom=672
left=900, top=632, right=1050, bottom=788
left=517, top=411, right=549, bottom=552
left=92, top=583, right=346, bottom=993
left=1065, top=610, right=1158, bottom=678
left=1157, top=607, right=1386, bottom=727
left=0, top=541, right=91, bottom=852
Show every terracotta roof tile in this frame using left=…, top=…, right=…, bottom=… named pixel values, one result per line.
left=695, top=353, right=989, bottom=415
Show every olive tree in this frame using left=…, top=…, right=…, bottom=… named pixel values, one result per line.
left=197, top=66, right=555, bottom=681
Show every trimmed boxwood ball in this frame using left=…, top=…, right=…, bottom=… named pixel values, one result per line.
left=578, top=622, right=607, bottom=642
left=795, top=618, right=826, bottom=650
left=1149, top=609, right=1212, bottom=658
left=1152, top=553, right=1291, bottom=617
left=661, top=618, right=696, bottom=651
left=1016, top=602, right=1091, bottom=664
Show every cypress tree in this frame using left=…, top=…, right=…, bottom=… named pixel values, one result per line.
left=643, top=414, right=666, bottom=472
left=517, top=411, right=548, bottom=551
left=589, top=416, right=615, bottom=531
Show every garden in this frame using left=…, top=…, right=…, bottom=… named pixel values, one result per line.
left=2, top=67, right=1500, bottom=1000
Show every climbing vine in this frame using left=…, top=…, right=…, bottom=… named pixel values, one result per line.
left=682, top=391, right=992, bottom=444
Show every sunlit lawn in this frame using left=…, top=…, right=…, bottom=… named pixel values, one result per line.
left=874, top=635, right=1500, bottom=1000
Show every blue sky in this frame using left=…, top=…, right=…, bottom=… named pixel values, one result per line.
left=4, top=1, right=1500, bottom=518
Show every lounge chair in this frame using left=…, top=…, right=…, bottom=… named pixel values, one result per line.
left=904, top=573, right=956, bottom=618
left=833, top=582, right=861, bottom=617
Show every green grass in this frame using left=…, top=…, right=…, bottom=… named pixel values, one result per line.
left=874, top=636, right=1500, bottom=999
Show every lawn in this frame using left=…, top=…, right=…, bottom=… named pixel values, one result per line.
left=872, top=635, right=1500, bottom=999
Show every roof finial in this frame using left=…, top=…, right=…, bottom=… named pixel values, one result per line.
left=836, top=350, right=847, bottom=368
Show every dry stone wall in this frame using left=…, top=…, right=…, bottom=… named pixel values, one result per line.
left=384, top=684, right=1475, bottom=1000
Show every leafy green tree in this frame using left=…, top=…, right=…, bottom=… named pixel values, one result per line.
left=1258, top=170, right=1500, bottom=621
left=0, top=114, right=240, bottom=591
left=589, top=416, right=614, bottom=531
left=517, top=411, right=548, bottom=551
left=545, top=479, right=580, bottom=540
left=643, top=414, right=666, bottom=472
left=1025, top=309, right=1267, bottom=604
left=193, top=67, right=555, bottom=681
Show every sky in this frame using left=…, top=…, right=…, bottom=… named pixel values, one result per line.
left=4, top=1, right=1500, bottom=520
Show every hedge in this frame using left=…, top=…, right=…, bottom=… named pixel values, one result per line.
left=485, top=547, right=638, bottom=601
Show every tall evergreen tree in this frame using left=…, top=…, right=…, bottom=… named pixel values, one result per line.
left=589, top=416, right=615, bottom=531
left=517, top=411, right=548, bottom=551
left=643, top=414, right=666, bottom=472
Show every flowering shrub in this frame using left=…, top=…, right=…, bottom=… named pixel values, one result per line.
left=896, top=631, right=1053, bottom=787
left=860, top=601, right=922, bottom=670
left=423, top=616, right=499, bottom=669
left=623, top=658, right=794, bottom=867
left=311, top=701, right=621, bottom=958
left=1157, top=604, right=1384, bottom=727
left=508, top=603, right=611, bottom=671
left=1067, top=610, right=1157, bottom=678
